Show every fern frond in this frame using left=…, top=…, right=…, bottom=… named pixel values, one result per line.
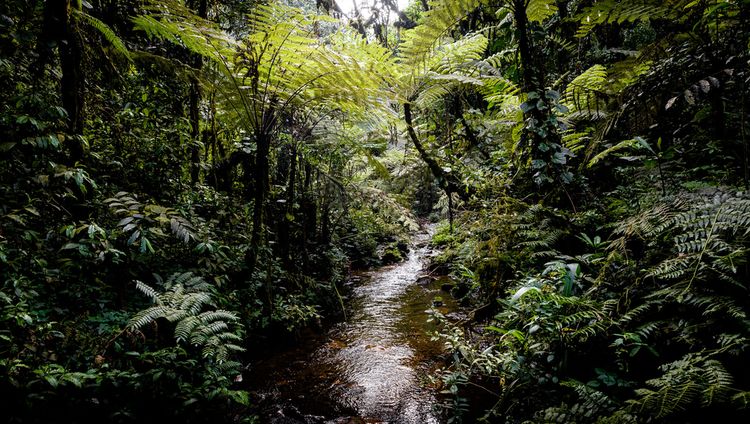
left=75, top=10, right=131, bottom=60
left=588, top=138, right=640, bottom=167
left=629, top=354, right=739, bottom=418
left=481, top=75, right=521, bottom=111
left=546, top=33, right=576, bottom=53
left=174, top=316, right=200, bottom=342
left=399, top=0, right=483, bottom=66
left=179, top=292, right=214, bottom=315
left=197, top=310, right=240, bottom=323
left=563, top=64, right=608, bottom=115
left=129, top=273, right=243, bottom=363
left=170, top=216, right=196, bottom=244
left=619, top=300, right=659, bottom=325
left=575, top=0, right=674, bottom=38
left=130, top=306, right=170, bottom=330
left=527, top=0, right=558, bottom=23
left=134, top=280, right=161, bottom=304
left=647, top=256, right=694, bottom=280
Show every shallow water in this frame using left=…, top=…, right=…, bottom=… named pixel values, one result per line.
left=249, top=229, right=459, bottom=423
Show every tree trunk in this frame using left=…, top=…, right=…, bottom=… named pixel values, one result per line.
left=403, top=102, right=471, bottom=200
left=188, top=0, right=207, bottom=184
left=514, top=0, right=537, bottom=91
left=58, top=0, right=85, bottom=161
left=514, top=0, right=561, bottom=178
left=248, top=131, right=270, bottom=270
left=301, top=161, right=315, bottom=267
left=279, top=144, right=297, bottom=264
left=189, top=76, right=201, bottom=183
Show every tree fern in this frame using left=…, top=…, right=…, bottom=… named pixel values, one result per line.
left=132, top=0, right=238, bottom=66
left=399, top=0, right=484, bottom=67
left=406, top=33, right=490, bottom=106
left=73, top=10, right=131, bottom=60
left=575, top=0, right=677, bottom=38
left=481, top=75, right=521, bottom=112
left=526, top=0, right=558, bottom=23
left=563, top=64, right=608, bottom=117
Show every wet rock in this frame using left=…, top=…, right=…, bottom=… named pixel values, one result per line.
left=445, top=311, right=468, bottom=322
left=415, top=275, right=433, bottom=285
left=324, top=417, right=365, bottom=424
left=267, top=405, right=328, bottom=424
left=427, top=262, right=450, bottom=274
left=380, top=249, right=401, bottom=264
left=269, top=414, right=305, bottom=424
left=270, top=418, right=305, bottom=424
left=451, top=282, right=470, bottom=298
left=280, top=405, right=306, bottom=421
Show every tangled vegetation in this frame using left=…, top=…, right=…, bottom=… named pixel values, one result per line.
left=1, top=0, right=748, bottom=422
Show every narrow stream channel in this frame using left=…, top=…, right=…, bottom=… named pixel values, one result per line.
left=249, top=228, right=459, bottom=423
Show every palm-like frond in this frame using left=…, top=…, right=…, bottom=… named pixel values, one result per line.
left=74, top=10, right=131, bottom=60
left=399, top=0, right=483, bottom=67
left=575, top=0, right=678, bottom=38
left=526, top=0, right=558, bottom=23
left=133, top=0, right=238, bottom=66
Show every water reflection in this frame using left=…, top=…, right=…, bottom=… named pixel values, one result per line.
left=251, top=229, right=451, bottom=424
left=331, top=235, right=440, bottom=423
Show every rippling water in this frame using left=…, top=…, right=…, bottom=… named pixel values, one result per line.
left=333, top=232, right=440, bottom=423
left=249, top=229, right=455, bottom=423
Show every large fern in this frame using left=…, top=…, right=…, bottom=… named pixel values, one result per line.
left=562, top=64, right=608, bottom=118
left=132, top=0, right=238, bottom=66
left=129, top=272, right=244, bottom=364
left=399, top=0, right=484, bottom=67
left=610, top=189, right=750, bottom=419
left=574, top=0, right=680, bottom=38
left=629, top=354, right=737, bottom=418
left=73, top=10, right=131, bottom=60
left=647, top=191, right=750, bottom=290
left=526, top=0, right=558, bottom=23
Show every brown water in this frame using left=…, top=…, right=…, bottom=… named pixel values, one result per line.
left=249, top=229, right=460, bottom=423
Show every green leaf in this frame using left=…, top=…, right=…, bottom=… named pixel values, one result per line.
left=0, top=142, right=17, bottom=152
left=118, top=216, right=134, bottom=226
left=527, top=0, right=558, bottom=23
left=140, top=237, right=154, bottom=253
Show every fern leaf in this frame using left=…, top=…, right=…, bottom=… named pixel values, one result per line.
left=400, top=0, right=483, bottom=66
left=527, top=0, right=558, bottom=23
left=130, top=272, right=244, bottom=364
left=563, top=64, right=608, bottom=115
left=134, top=280, right=161, bottom=304
left=588, top=138, right=640, bottom=167
left=75, top=10, right=131, bottom=60
left=575, top=0, right=673, bottom=38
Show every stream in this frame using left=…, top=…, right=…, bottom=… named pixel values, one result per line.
left=248, top=228, right=460, bottom=423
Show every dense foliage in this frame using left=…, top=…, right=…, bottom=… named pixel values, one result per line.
left=1, top=0, right=748, bottom=423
